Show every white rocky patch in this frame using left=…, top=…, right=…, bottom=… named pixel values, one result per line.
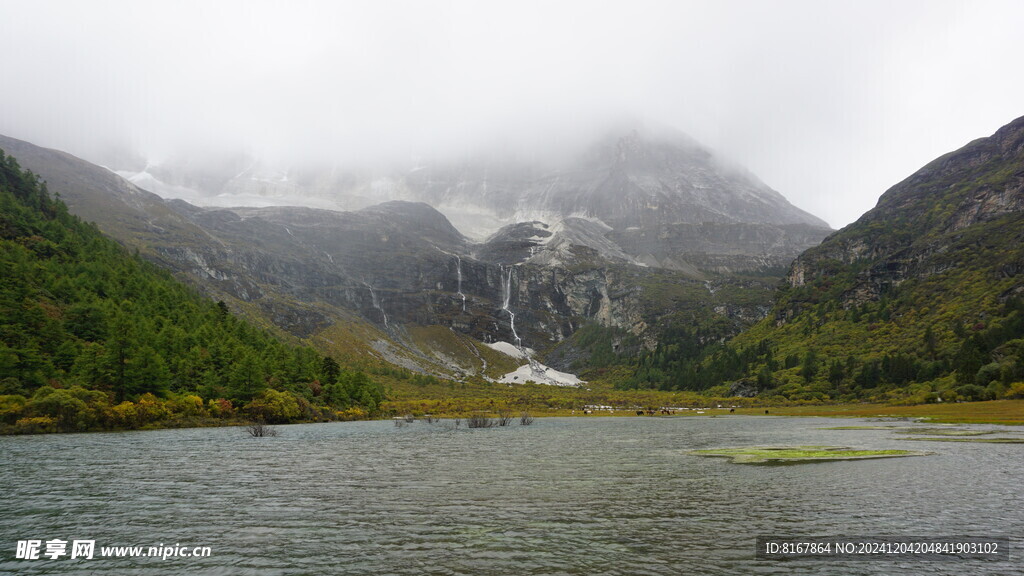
left=498, top=362, right=583, bottom=387
left=485, top=341, right=583, bottom=387
left=485, top=341, right=532, bottom=359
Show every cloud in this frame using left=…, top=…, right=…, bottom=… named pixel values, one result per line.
left=1, top=0, right=1022, bottom=227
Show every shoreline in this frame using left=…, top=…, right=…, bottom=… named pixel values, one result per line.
left=3, top=399, right=1020, bottom=436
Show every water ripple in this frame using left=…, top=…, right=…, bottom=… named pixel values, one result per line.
left=1, top=417, right=1021, bottom=575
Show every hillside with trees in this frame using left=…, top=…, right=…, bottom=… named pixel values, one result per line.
left=0, top=150, right=383, bottom=433
left=624, top=115, right=1024, bottom=403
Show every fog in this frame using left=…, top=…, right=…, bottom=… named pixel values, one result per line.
left=1, top=0, right=1022, bottom=228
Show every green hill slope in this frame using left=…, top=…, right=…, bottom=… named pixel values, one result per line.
left=0, top=151, right=382, bottom=433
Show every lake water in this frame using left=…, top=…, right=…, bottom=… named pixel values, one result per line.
left=1, top=416, right=1021, bottom=575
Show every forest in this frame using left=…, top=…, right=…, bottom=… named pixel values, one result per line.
left=0, top=151, right=384, bottom=433
left=625, top=281, right=1024, bottom=404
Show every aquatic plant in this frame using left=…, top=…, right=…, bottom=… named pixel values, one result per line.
left=691, top=446, right=927, bottom=464
left=817, top=426, right=903, bottom=430
left=898, top=437, right=1024, bottom=443
left=893, top=428, right=993, bottom=436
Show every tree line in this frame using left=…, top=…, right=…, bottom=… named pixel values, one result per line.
left=624, top=294, right=1024, bottom=404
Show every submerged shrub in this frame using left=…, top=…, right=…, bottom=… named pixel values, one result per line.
left=467, top=414, right=495, bottom=428
left=246, top=419, right=278, bottom=437
left=497, top=411, right=513, bottom=426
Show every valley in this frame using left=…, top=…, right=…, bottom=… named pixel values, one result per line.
left=1, top=116, right=1022, bottom=432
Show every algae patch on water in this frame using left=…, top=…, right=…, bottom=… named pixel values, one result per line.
left=817, top=426, right=904, bottom=430
left=893, top=428, right=994, bottom=436
left=690, top=446, right=929, bottom=465
left=897, top=437, right=1024, bottom=443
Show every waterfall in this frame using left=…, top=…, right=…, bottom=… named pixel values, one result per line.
left=500, top=265, right=521, bottom=349
left=455, top=256, right=466, bottom=311
left=364, top=282, right=389, bottom=329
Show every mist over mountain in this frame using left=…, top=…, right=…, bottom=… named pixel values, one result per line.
left=112, top=121, right=827, bottom=237
left=106, top=122, right=832, bottom=277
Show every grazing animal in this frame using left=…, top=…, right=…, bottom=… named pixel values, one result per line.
left=729, top=408, right=735, bottom=413
left=764, top=410, right=769, bottom=414
left=636, top=410, right=645, bottom=416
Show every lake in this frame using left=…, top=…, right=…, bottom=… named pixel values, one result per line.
left=1, top=416, right=1020, bottom=575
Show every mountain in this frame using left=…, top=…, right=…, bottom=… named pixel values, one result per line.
left=111, top=122, right=832, bottom=273
left=640, top=115, right=1024, bottom=401
left=0, top=129, right=822, bottom=384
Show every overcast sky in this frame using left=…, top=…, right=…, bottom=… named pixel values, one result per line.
left=1, top=0, right=1022, bottom=228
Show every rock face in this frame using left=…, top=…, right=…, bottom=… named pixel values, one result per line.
left=153, top=200, right=719, bottom=352
left=782, top=115, right=1024, bottom=313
